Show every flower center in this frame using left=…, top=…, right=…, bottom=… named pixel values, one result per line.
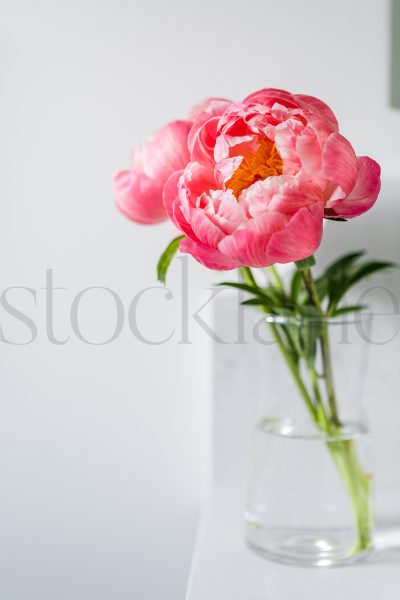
left=226, top=138, right=283, bottom=198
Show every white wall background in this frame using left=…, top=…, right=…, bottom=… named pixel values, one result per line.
left=0, top=1, right=399, bottom=599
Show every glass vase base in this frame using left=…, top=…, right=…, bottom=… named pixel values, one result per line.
left=245, top=524, right=373, bottom=568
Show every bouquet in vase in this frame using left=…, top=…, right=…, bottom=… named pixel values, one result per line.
left=114, top=88, right=394, bottom=567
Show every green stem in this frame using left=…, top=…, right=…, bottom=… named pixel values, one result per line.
left=320, top=325, right=340, bottom=426
left=240, top=268, right=318, bottom=424
left=269, top=265, right=285, bottom=291
left=299, top=267, right=372, bottom=551
left=327, top=439, right=373, bottom=552
left=300, top=268, right=322, bottom=310
left=307, top=365, right=330, bottom=431
left=242, top=264, right=373, bottom=555
left=269, top=324, right=319, bottom=424
left=241, top=266, right=257, bottom=287
left=300, top=268, right=340, bottom=427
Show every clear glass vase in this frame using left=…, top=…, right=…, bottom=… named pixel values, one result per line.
left=245, top=315, right=374, bottom=567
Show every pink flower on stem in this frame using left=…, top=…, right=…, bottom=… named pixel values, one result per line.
left=115, top=89, right=380, bottom=269
left=113, top=98, right=231, bottom=225
left=113, top=120, right=193, bottom=224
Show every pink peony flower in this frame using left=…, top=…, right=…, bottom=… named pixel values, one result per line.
left=113, top=98, right=231, bottom=225
left=114, top=88, right=380, bottom=269
left=113, top=120, right=192, bottom=224
left=163, top=88, right=380, bottom=269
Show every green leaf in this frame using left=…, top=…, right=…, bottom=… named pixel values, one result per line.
left=331, top=304, right=367, bottom=316
left=314, top=275, right=330, bottom=301
left=218, top=282, right=287, bottom=307
left=218, top=282, right=267, bottom=296
left=348, top=261, right=396, bottom=287
left=323, top=251, right=365, bottom=278
left=297, top=305, right=322, bottom=319
left=322, top=251, right=367, bottom=310
left=263, top=286, right=287, bottom=307
left=280, top=324, right=302, bottom=362
left=290, top=270, right=303, bottom=302
left=241, top=298, right=272, bottom=307
left=295, top=255, right=316, bottom=271
left=157, top=236, right=185, bottom=284
left=327, top=259, right=396, bottom=312
left=296, top=305, right=322, bottom=366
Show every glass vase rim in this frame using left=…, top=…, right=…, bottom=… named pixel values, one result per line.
left=264, top=312, right=373, bottom=326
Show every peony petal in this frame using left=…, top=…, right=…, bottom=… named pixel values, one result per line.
left=163, top=170, right=196, bottom=238
left=218, top=212, right=288, bottom=268
left=188, top=97, right=232, bottom=121
left=217, top=102, right=258, bottom=137
left=183, top=207, right=225, bottom=248
left=213, top=189, right=246, bottom=233
left=188, top=99, right=232, bottom=158
left=179, top=237, right=241, bottom=270
left=242, top=175, right=324, bottom=218
left=325, top=156, right=381, bottom=218
left=133, top=120, right=192, bottom=182
left=113, top=169, right=166, bottom=224
left=214, top=156, right=243, bottom=187
left=182, top=161, right=217, bottom=203
left=189, top=116, right=220, bottom=165
left=266, top=203, right=323, bottom=264
left=295, top=129, right=324, bottom=185
left=295, top=94, right=339, bottom=130
left=322, top=132, right=358, bottom=194
left=214, top=133, right=255, bottom=162
left=243, top=88, right=299, bottom=109
left=271, top=121, right=303, bottom=175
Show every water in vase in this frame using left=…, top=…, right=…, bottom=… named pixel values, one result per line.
left=245, top=417, right=374, bottom=567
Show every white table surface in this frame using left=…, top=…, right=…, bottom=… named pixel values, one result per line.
left=186, top=486, right=400, bottom=600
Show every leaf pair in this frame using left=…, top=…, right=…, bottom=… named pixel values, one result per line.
left=218, top=281, right=292, bottom=316
left=157, top=238, right=395, bottom=322
left=314, top=251, right=395, bottom=315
